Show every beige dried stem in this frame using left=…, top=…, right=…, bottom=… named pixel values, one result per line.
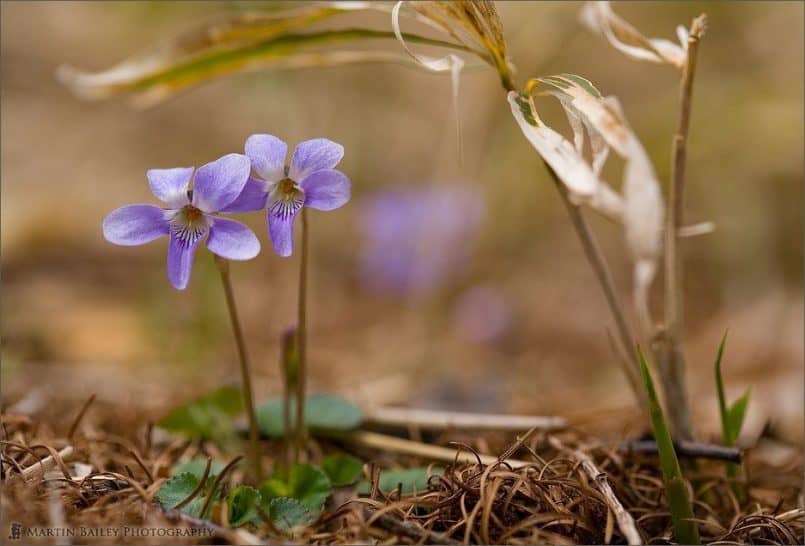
left=658, top=14, right=708, bottom=442
left=580, top=2, right=710, bottom=441
left=509, top=74, right=668, bottom=409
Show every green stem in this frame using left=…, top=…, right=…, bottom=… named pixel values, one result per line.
left=280, top=327, right=297, bottom=471
left=294, top=209, right=309, bottom=464
left=214, top=256, right=263, bottom=482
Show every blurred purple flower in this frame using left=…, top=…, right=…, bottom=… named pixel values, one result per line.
left=226, top=134, right=351, bottom=257
left=102, top=153, right=260, bottom=290
left=452, top=284, right=513, bottom=344
left=359, top=185, right=485, bottom=299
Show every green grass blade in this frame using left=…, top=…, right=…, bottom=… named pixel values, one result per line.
left=714, top=330, right=731, bottom=444
left=726, top=388, right=750, bottom=446
left=638, top=347, right=700, bottom=545
left=59, top=26, right=476, bottom=107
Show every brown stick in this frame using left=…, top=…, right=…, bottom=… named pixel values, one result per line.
left=623, top=439, right=741, bottom=463
left=174, top=457, right=212, bottom=511
left=368, top=510, right=462, bottom=545
left=198, top=455, right=243, bottom=519
left=332, top=430, right=532, bottom=469
left=551, top=438, right=642, bottom=545
left=365, top=406, right=566, bottom=431
left=67, top=393, right=96, bottom=440
left=20, top=446, right=74, bottom=480
left=549, top=168, right=646, bottom=411
left=160, top=506, right=264, bottom=545
left=657, top=15, right=707, bottom=442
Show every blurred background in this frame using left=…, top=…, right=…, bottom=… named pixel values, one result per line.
left=2, top=2, right=802, bottom=443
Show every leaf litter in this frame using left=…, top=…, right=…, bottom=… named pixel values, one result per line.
left=2, top=392, right=801, bottom=545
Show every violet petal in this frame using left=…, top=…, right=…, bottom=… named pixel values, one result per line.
left=245, top=134, right=287, bottom=183
left=166, top=232, right=202, bottom=290
left=220, top=176, right=269, bottom=213
left=103, top=204, right=169, bottom=246
left=301, top=169, right=351, bottom=211
left=147, top=167, right=194, bottom=208
left=289, top=138, right=344, bottom=181
left=267, top=208, right=297, bottom=257
left=192, top=153, right=251, bottom=213
left=207, top=217, right=261, bottom=260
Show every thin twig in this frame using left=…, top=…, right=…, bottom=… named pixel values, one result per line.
left=160, top=506, right=264, bottom=545
left=368, top=510, right=462, bottom=545
left=67, top=393, right=96, bottom=440
left=174, top=457, right=212, bottom=511
left=623, top=439, right=741, bottom=463
left=295, top=208, right=310, bottom=464
left=215, top=255, right=263, bottom=482
left=332, top=430, right=532, bottom=469
left=548, top=167, right=646, bottom=411
left=365, top=406, right=566, bottom=431
left=550, top=437, right=642, bottom=545
left=20, top=446, right=74, bottom=480
left=658, top=14, right=707, bottom=442
left=198, top=455, right=243, bottom=519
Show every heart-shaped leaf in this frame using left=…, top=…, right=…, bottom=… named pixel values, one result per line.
left=172, top=458, right=226, bottom=480
left=156, top=471, right=219, bottom=518
left=268, top=497, right=316, bottom=531
left=158, top=386, right=243, bottom=441
left=259, top=464, right=332, bottom=512
left=321, top=454, right=363, bottom=486
left=356, top=466, right=443, bottom=495
left=257, top=394, right=362, bottom=438
left=227, top=485, right=260, bottom=527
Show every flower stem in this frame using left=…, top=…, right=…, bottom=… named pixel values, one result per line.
left=294, top=208, right=309, bottom=464
left=547, top=166, right=647, bottom=412
left=657, top=15, right=707, bottom=442
left=214, top=255, right=262, bottom=482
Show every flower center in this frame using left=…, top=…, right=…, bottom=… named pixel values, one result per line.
left=268, top=179, right=305, bottom=220
left=170, top=205, right=209, bottom=247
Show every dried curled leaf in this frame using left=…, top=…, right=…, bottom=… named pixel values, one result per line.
left=507, top=91, right=623, bottom=221
left=579, top=1, right=688, bottom=70
left=514, top=74, right=666, bottom=331
left=404, top=0, right=514, bottom=89
left=57, top=4, right=473, bottom=107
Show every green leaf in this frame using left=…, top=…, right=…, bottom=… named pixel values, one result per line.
left=227, top=485, right=260, bottom=527
left=259, top=464, right=332, bottom=512
left=58, top=3, right=474, bottom=108
left=726, top=389, right=751, bottom=446
left=713, top=331, right=751, bottom=447
left=156, top=472, right=199, bottom=509
left=172, top=458, right=226, bottom=480
left=155, top=472, right=220, bottom=518
left=257, top=394, right=362, bottom=438
left=157, top=386, right=243, bottom=441
left=268, top=497, right=315, bottom=531
left=638, top=348, right=700, bottom=545
left=321, top=454, right=363, bottom=486
left=356, top=467, right=442, bottom=495
left=714, top=330, right=731, bottom=445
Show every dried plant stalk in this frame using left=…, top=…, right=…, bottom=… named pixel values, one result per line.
left=364, top=407, right=566, bottom=431
left=656, top=14, right=707, bottom=442
left=550, top=437, right=642, bottom=545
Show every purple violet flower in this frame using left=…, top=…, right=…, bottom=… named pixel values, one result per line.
left=359, top=185, right=485, bottom=299
left=102, top=153, right=260, bottom=290
left=223, top=134, right=351, bottom=257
